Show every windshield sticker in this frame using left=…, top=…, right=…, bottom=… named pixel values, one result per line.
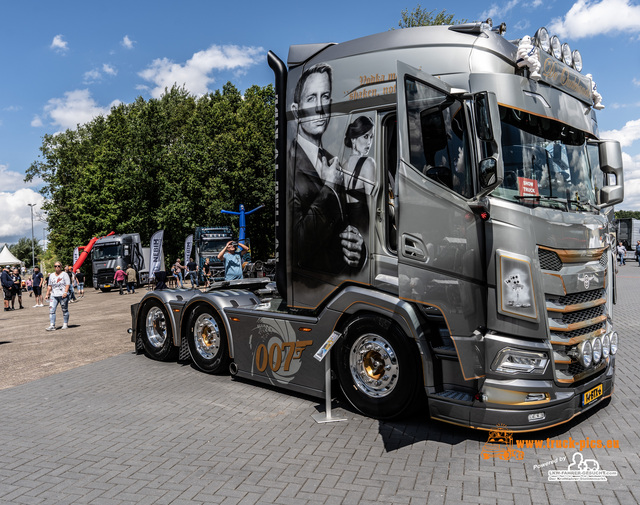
left=518, top=177, right=540, bottom=198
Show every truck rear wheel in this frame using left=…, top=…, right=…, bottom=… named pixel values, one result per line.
left=140, top=299, right=176, bottom=361
left=187, top=305, right=229, bottom=373
left=335, top=315, right=419, bottom=420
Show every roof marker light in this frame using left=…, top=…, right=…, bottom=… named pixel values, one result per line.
left=572, top=50, right=583, bottom=72
left=534, top=27, right=550, bottom=53
left=550, top=35, right=562, bottom=59
left=561, top=43, right=573, bottom=66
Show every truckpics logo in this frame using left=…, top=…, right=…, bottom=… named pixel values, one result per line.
left=481, top=424, right=525, bottom=461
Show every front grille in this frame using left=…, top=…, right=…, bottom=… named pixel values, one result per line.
left=551, top=289, right=604, bottom=307
left=539, top=249, right=562, bottom=271
left=542, top=245, right=609, bottom=386
left=550, top=322, right=605, bottom=343
left=561, top=305, right=605, bottom=325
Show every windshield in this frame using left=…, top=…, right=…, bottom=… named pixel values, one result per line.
left=200, top=239, right=229, bottom=253
left=492, top=106, right=597, bottom=211
left=92, top=244, right=123, bottom=260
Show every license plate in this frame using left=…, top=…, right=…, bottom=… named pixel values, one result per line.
left=104, top=284, right=111, bottom=288
left=583, top=384, right=603, bottom=406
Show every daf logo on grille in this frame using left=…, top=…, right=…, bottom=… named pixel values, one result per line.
left=578, top=273, right=597, bottom=290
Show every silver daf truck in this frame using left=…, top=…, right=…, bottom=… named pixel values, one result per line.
left=130, top=22, right=623, bottom=431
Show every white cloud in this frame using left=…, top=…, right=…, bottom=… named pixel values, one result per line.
left=50, top=34, right=68, bottom=53
left=0, top=189, right=46, bottom=246
left=480, top=0, right=520, bottom=22
left=42, top=89, right=120, bottom=132
left=0, top=165, right=41, bottom=192
left=138, top=44, right=263, bottom=99
left=102, top=64, right=117, bottom=76
left=83, top=69, right=102, bottom=83
left=601, top=118, right=640, bottom=147
left=122, top=35, right=134, bottom=49
left=549, top=0, right=640, bottom=39
left=31, top=115, right=43, bottom=127
left=634, top=77, right=640, bottom=87
left=620, top=151, right=640, bottom=210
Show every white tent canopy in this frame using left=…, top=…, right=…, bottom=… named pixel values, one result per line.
left=0, top=245, right=21, bottom=265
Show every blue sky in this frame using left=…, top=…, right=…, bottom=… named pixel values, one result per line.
left=1, top=0, right=640, bottom=245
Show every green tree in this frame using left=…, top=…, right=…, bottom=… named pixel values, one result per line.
left=8, top=237, right=43, bottom=268
left=396, top=5, right=465, bottom=28
left=25, top=82, right=275, bottom=268
left=615, top=210, right=640, bottom=219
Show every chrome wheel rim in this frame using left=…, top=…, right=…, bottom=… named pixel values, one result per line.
left=349, top=334, right=399, bottom=398
left=193, top=313, right=220, bottom=360
left=145, top=306, right=167, bottom=348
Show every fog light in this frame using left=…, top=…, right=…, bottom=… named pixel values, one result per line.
left=528, top=412, right=545, bottom=422
left=610, top=332, right=618, bottom=355
left=578, top=340, right=593, bottom=368
left=592, top=336, right=602, bottom=364
left=602, top=333, right=610, bottom=359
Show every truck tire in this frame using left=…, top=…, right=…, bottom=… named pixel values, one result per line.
left=335, top=315, right=419, bottom=420
left=187, top=304, right=229, bottom=373
left=140, top=299, right=177, bottom=361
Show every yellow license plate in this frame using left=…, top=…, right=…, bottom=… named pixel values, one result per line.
left=104, top=284, right=111, bottom=288
left=583, top=384, right=603, bottom=406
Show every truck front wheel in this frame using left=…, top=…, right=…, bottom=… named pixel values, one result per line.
left=140, top=299, right=176, bottom=361
left=335, top=315, right=419, bottom=420
left=187, top=305, right=229, bottom=373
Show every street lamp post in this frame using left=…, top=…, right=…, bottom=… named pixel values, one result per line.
left=27, top=204, right=36, bottom=270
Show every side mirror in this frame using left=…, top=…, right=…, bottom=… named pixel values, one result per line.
left=590, top=139, right=624, bottom=208
left=474, top=92, right=503, bottom=198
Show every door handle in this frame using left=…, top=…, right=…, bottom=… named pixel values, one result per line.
left=402, top=235, right=426, bottom=260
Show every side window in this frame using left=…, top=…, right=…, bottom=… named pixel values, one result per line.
left=405, top=77, right=473, bottom=198
left=383, top=114, right=398, bottom=253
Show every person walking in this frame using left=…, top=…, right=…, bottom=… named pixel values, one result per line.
left=172, top=259, right=185, bottom=288
left=125, top=264, right=137, bottom=294
left=186, top=257, right=199, bottom=288
left=75, top=269, right=85, bottom=297
left=45, top=262, right=70, bottom=330
left=2, top=265, right=14, bottom=311
left=203, top=257, right=211, bottom=287
left=113, top=266, right=127, bottom=295
left=65, top=266, right=77, bottom=303
left=11, top=267, right=24, bottom=309
left=635, top=240, right=640, bottom=267
left=617, top=241, right=626, bottom=266
left=32, top=266, right=44, bottom=306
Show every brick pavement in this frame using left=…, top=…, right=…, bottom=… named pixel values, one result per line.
left=1, top=266, right=639, bottom=504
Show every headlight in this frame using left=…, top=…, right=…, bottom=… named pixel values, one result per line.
left=561, top=43, right=573, bottom=66
left=550, top=35, right=562, bottom=59
left=492, top=348, right=549, bottom=375
left=602, top=333, right=610, bottom=359
left=592, top=336, right=602, bottom=364
left=610, top=332, right=618, bottom=355
left=578, top=339, right=593, bottom=368
left=497, top=251, right=538, bottom=321
left=534, top=27, right=550, bottom=53
left=572, top=50, right=583, bottom=72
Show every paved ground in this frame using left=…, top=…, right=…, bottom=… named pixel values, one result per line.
left=1, top=267, right=639, bottom=504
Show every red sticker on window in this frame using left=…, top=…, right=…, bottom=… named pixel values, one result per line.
left=518, top=177, right=539, bottom=197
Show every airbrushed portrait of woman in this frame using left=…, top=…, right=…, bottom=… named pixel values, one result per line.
left=343, top=115, right=376, bottom=233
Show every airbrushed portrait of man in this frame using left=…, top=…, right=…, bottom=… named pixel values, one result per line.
left=289, top=62, right=366, bottom=279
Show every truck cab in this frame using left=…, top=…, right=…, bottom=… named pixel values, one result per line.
left=92, top=233, right=144, bottom=291
left=132, top=22, right=623, bottom=431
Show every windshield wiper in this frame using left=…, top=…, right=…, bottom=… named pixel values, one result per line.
left=514, top=195, right=568, bottom=209
left=566, top=199, right=598, bottom=212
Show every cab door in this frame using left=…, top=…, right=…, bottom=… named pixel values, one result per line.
left=395, top=61, right=486, bottom=336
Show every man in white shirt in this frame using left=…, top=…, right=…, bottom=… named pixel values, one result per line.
left=45, top=262, right=70, bottom=331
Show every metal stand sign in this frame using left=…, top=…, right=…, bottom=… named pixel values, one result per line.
left=312, top=332, right=347, bottom=424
